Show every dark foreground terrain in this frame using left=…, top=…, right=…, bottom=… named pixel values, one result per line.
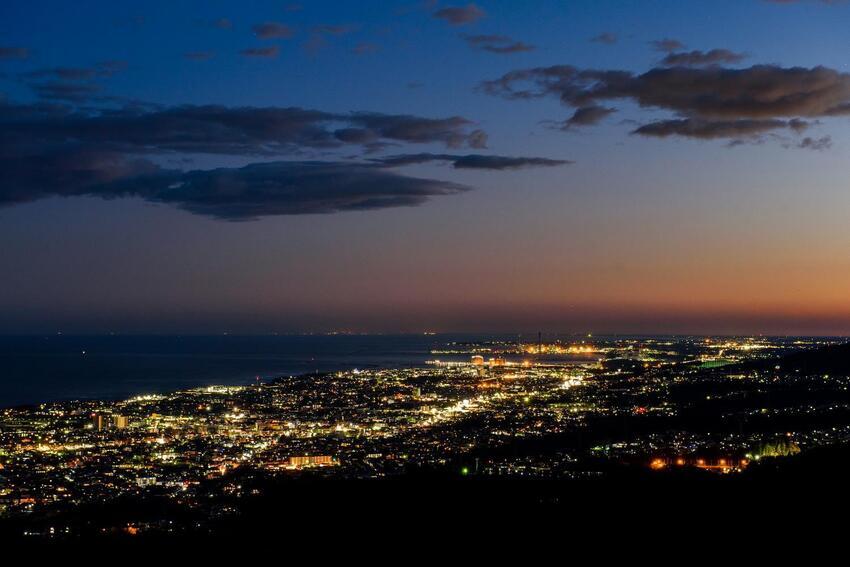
left=3, top=443, right=849, bottom=545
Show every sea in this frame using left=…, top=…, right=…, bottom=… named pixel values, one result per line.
left=0, top=334, right=512, bottom=408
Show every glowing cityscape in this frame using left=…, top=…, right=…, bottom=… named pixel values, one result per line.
left=3, top=335, right=849, bottom=537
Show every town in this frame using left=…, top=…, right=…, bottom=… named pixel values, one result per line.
left=2, top=336, right=849, bottom=537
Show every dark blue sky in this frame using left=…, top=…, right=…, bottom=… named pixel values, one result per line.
left=2, top=1, right=850, bottom=334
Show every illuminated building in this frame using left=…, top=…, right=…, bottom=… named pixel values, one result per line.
left=91, top=414, right=105, bottom=431
left=471, top=355, right=486, bottom=376
left=649, top=457, right=750, bottom=473
left=286, top=455, right=337, bottom=469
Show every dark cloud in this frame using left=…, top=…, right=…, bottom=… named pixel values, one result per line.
left=240, top=46, right=280, bottom=58
left=346, top=112, right=487, bottom=148
left=562, top=105, right=617, bottom=129
left=661, top=49, right=746, bottom=67
left=25, top=67, right=98, bottom=81
left=631, top=118, right=796, bottom=139
left=30, top=81, right=103, bottom=103
left=651, top=38, right=686, bottom=53
left=18, top=61, right=126, bottom=104
left=0, top=154, right=470, bottom=220
left=333, top=128, right=379, bottom=144
left=795, top=135, right=832, bottom=150
left=480, top=63, right=850, bottom=144
left=481, top=43, right=534, bottom=55
left=373, top=153, right=571, bottom=169
left=787, top=118, right=813, bottom=133
left=0, top=147, right=160, bottom=205
left=116, top=162, right=472, bottom=220
left=0, top=102, right=495, bottom=219
left=590, top=33, right=617, bottom=45
left=462, top=34, right=534, bottom=54
left=0, top=47, right=30, bottom=59
left=1, top=103, right=487, bottom=155
left=1, top=104, right=488, bottom=160
left=822, top=102, right=850, bottom=116
left=433, top=4, right=486, bottom=25
left=467, top=129, right=488, bottom=149
left=252, top=22, right=294, bottom=39
left=213, top=18, right=233, bottom=29
left=20, top=61, right=127, bottom=104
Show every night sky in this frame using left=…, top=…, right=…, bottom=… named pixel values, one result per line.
left=2, top=0, right=850, bottom=335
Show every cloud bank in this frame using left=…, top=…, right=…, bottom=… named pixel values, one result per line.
left=481, top=63, right=850, bottom=145
left=0, top=102, right=564, bottom=219
left=108, top=161, right=472, bottom=220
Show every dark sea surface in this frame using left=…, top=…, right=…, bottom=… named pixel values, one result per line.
left=0, top=334, right=503, bottom=407
left=5, top=333, right=798, bottom=408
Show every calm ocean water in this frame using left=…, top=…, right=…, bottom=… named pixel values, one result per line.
left=0, top=334, right=503, bottom=407
left=2, top=333, right=742, bottom=407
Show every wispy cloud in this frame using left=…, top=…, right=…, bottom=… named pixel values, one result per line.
left=240, top=45, right=280, bottom=58
left=462, top=34, right=534, bottom=54
left=252, top=22, right=294, bottom=39
left=661, top=49, right=746, bottom=67
left=373, top=153, right=571, bottom=169
left=433, top=4, right=486, bottom=25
